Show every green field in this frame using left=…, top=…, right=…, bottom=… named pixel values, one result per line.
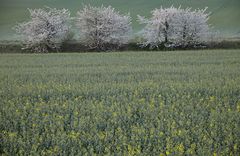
left=0, top=0, right=240, bottom=40
left=1, top=50, right=240, bottom=155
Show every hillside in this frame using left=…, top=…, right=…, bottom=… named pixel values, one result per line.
left=0, top=0, right=239, bottom=40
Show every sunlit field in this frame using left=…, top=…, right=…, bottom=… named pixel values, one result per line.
left=1, top=50, right=240, bottom=155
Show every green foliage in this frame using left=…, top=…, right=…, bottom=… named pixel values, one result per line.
left=0, top=50, right=240, bottom=155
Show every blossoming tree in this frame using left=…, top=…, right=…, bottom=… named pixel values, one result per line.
left=175, top=8, right=210, bottom=47
left=76, top=5, right=132, bottom=51
left=138, top=7, right=210, bottom=49
left=15, top=7, right=71, bottom=52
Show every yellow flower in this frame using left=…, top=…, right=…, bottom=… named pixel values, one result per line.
left=74, top=111, right=79, bottom=116
left=128, top=145, right=141, bottom=155
left=68, top=131, right=80, bottom=140
left=237, top=103, right=240, bottom=112
left=150, top=98, right=155, bottom=108
left=234, top=144, right=238, bottom=151
left=176, top=143, right=184, bottom=154
left=8, top=132, right=17, bottom=138
left=209, top=96, right=215, bottom=102
left=112, top=112, right=117, bottom=117
left=139, top=98, right=145, bottom=103
left=98, top=132, right=106, bottom=140
left=178, top=130, right=182, bottom=136
left=35, top=108, right=41, bottom=112
left=57, top=115, right=63, bottom=119
left=159, top=131, right=164, bottom=136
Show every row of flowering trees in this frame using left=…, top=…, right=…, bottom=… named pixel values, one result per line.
left=15, top=5, right=211, bottom=52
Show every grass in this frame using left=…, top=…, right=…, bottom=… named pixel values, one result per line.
left=0, top=50, right=240, bottom=155
left=0, top=0, right=240, bottom=40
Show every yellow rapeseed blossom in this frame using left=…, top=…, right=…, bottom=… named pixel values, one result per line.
left=8, top=132, right=17, bottom=138
left=210, top=96, right=215, bottom=102
left=127, top=145, right=141, bottom=155
left=176, top=143, right=184, bottom=154
left=237, top=103, right=240, bottom=112
left=98, top=132, right=106, bottom=140
left=68, top=131, right=80, bottom=140
left=1, top=51, right=240, bottom=155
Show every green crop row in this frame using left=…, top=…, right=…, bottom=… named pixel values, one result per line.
left=0, top=50, right=240, bottom=155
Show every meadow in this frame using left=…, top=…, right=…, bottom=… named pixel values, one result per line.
left=0, top=50, right=240, bottom=155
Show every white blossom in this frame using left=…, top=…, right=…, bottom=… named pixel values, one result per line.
left=175, top=8, right=210, bottom=47
left=15, top=7, right=71, bottom=52
left=76, top=5, right=132, bottom=51
left=138, top=7, right=210, bottom=48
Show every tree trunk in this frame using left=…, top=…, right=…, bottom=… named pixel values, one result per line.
left=164, top=20, right=169, bottom=43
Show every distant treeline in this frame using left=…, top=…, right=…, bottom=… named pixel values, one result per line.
left=1, top=40, right=240, bottom=53
left=13, top=6, right=214, bottom=53
left=4, top=5, right=240, bottom=53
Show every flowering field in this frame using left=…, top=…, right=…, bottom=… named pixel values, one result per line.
left=0, top=50, right=240, bottom=155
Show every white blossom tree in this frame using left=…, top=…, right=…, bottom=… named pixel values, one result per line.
left=137, top=6, right=180, bottom=48
left=175, top=8, right=210, bottom=47
left=15, top=7, right=71, bottom=52
left=76, top=5, right=132, bottom=51
left=138, top=6, right=210, bottom=49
